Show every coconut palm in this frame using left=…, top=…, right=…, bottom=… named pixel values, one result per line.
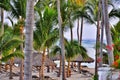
left=8, top=0, right=27, bottom=79
left=24, top=0, right=34, bottom=80
left=0, top=28, right=24, bottom=79
left=57, top=0, right=66, bottom=80
left=34, top=6, right=59, bottom=80
left=109, top=8, right=120, bottom=20
left=103, top=0, right=114, bottom=65
left=50, top=39, right=87, bottom=77
left=0, top=0, right=10, bottom=35
left=64, top=39, right=87, bottom=77
left=72, top=0, right=94, bottom=44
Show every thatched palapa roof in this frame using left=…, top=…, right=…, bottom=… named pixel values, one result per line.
left=32, top=53, right=56, bottom=67
left=72, top=55, right=94, bottom=63
left=6, top=52, right=56, bottom=67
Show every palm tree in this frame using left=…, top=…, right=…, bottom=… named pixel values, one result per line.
left=109, top=8, right=120, bottom=20
left=34, top=6, right=59, bottom=80
left=57, top=0, right=66, bottom=80
left=24, top=0, right=34, bottom=80
left=0, top=28, right=24, bottom=79
left=9, top=0, right=27, bottom=79
left=0, top=0, right=10, bottom=35
left=72, top=0, right=94, bottom=44
left=103, top=0, right=114, bottom=65
left=50, top=39, right=87, bottom=77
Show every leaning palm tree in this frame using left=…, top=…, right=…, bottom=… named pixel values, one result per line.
left=24, top=0, right=34, bottom=80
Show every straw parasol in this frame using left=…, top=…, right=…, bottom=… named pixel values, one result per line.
left=72, top=55, right=94, bottom=63
left=32, top=53, right=56, bottom=67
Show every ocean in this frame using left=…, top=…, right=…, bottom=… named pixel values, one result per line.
left=81, top=39, right=96, bottom=68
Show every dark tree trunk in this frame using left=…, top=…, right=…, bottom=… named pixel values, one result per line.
left=77, top=19, right=80, bottom=42
left=95, top=1, right=101, bottom=79
left=1, top=8, right=4, bottom=35
left=9, top=59, right=14, bottom=79
left=79, top=17, right=84, bottom=45
left=20, top=25, right=24, bottom=80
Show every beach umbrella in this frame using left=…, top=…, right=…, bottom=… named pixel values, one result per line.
left=32, top=53, right=56, bottom=67
left=72, top=55, right=94, bottom=63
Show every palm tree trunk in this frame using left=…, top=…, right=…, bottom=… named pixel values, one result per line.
left=39, top=66, right=41, bottom=80
left=69, top=17, right=74, bottom=69
left=77, top=19, right=80, bottom=42
left=79, top=17, right=84, bottom=45
left=104, top=0, right=114, bottom=65
left=95, top=1, right=101, bottom=79
left=24, top=0, right=34, bottom=80
left=41, top=49, right=46, bottom=80
left=69, top=18, right=73, bottom=41
left=99, top=2, right=104, bottom=67
left=1, top=8, right=4, bottom=35
left=9, top=58, right=14, bottom=79
left=58, top=55, right=62, bottom=77
left=78, top=17, right=84, bottom=73
left=57, top=0, right=66, bottom=80
left=67, top=60, right=70, bottom=77
left=78, top=62, right=81, bottom=73
left=47, top=48, right=50, bottom=72
left=0, top=55, right=2, bottom=72
left=20, top=23, right=24, bottom=80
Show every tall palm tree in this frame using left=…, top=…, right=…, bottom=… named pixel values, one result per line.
left=9, top=0, right=27, bottom=79
left=72, top=0, right=94, bottom=44
left=57, top=0, right=66, bottom=80
left=24, top=0, right=34, bottom=80
left=34, top=6, right=58, bottom=80
left=103, top=0, right=114, bottom=65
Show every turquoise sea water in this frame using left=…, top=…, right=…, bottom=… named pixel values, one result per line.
left=81, top=39, right=96, bottom=68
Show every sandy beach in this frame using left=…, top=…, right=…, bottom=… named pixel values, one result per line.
left=0, top=65, right=94, bottom=80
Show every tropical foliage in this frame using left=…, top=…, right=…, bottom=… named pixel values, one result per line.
left=0, top=28, right=24, bottom=62
left=0, top=0, right=120, bottom=80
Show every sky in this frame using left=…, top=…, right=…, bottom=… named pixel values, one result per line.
left=64, top=1, right=120, bottom=40
left=3, top=0, right=120, bottom=40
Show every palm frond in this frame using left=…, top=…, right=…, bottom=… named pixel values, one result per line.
left=1, top=50, right=24, bottom=62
